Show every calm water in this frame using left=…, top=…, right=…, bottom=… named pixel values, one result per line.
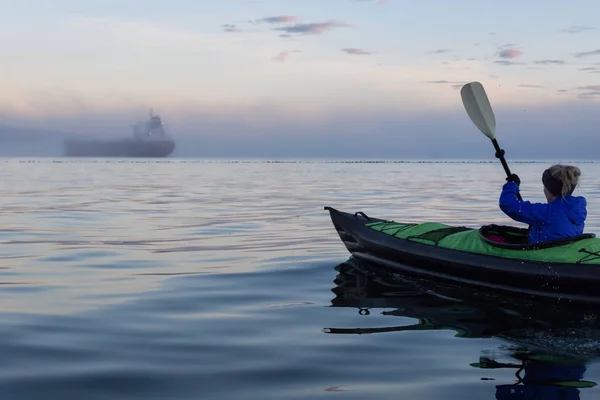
left=1, top=158, right=600, bottom=399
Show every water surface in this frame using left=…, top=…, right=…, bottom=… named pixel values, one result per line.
left=1, top=158, right=599, bottom=399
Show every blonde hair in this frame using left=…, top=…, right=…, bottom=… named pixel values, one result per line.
left=546, top=164, right=581, bottom=197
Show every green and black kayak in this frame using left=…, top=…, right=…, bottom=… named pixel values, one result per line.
left=325, top=206, right=600, bottom=306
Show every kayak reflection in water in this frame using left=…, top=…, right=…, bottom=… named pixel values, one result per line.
left=326, top=258, right=600, bottom=399
left=471, top=351, right=596, bottom=400
left=472, top=350, right=595, bottom=400
left=499, top=164, right=587, bottom=244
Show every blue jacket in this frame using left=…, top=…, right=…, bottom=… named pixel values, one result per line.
left=499, top=182, right=587, bottom=244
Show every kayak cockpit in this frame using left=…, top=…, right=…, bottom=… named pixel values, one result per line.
left=479, top=224, right=596, bottom=250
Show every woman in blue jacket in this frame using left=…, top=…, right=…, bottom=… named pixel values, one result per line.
left=499, top=164, right=587, bottom=244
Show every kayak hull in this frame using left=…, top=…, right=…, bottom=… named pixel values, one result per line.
left=325, top=206, right=600, bottom=307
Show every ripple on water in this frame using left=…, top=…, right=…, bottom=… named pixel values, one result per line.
left=0, top=159, right=599, bottom=399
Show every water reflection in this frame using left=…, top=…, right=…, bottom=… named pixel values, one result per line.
left=474, top=351, right=595, bottom=398
left=325, top=257, right=600, bottom=398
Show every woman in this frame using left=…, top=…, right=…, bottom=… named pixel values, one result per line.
left=499, top=164, right=587, bottom=244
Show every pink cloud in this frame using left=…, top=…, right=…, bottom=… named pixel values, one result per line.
left=273, top=50, right=301, bottom=62
left=254, top=16, right=301, bottom=24
left=273, top=51, right=291, bottom=62
left=497, top=49, right=523, bottom=59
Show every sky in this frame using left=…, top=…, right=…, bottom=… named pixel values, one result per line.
left=0, top=0, right=599, bottom=158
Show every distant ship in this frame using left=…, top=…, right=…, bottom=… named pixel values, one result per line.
left=64, top=109, right=175, bottom=157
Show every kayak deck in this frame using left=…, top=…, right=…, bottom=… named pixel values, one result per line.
left=364, top=219, right=600, bottom=264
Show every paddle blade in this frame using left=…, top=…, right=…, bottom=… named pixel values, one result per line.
left=461, top=81, right=496, bottom=140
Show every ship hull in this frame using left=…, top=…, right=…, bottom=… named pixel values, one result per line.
left=64, top=138, right=175, bottom=158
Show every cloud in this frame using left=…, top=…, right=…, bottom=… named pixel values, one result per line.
left=573, top=49, right=600, bottom=58
left=579, top=67, right=598, bottom=71
left=519, top=84, right=543, bottom=88
left=574, top=85, right=600, bottom=100
left=533, top=60, right=565, bottom=65
left=223, top=15, right=301, bottom=33
left=342, top=48, right=372, bottom=55
left=423, top=80, right=467, bottom=90
left=560, top=25, right=595, bottom=34
left=497, top=48, right=523, bottom=59
left=273, top=51, right=291, bottom=62
left=576, top=85, right=600, bottom=91
left=427, top=49, right=452, bottom=54
left=273, top=50, right=302, bottom=62
left=273, top=21, right=350, bottom=37
left=252, top=16, right=300, bottom=24
left=494, top=60, right=525, bottom=66
left=222, top=24, right=243, bottom=33
left=578, top=91, right=600, bottom=99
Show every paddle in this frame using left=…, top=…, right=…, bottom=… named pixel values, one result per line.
left=460, top=81, right=522, bottom=200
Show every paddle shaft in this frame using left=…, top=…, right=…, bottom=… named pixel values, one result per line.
left=491, top=139, right=523, bottom=201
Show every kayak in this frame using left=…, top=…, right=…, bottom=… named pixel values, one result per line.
left=325, top=206, right=600, bottom=306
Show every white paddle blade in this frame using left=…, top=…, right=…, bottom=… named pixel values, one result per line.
left=460, top=81, right=496, bottom=140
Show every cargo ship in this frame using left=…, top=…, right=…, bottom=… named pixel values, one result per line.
left=64, top=109, right=175, bottom=157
